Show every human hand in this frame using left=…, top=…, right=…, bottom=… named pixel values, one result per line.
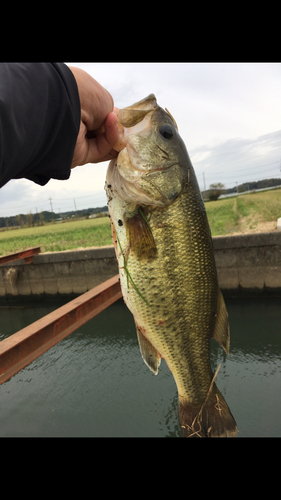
left=69, top=66, right=119, bottom=168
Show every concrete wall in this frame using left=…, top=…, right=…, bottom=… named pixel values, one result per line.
left=213, top=231, right=281, bottom=295
left=0, top=246, right=118, bottom=303
left=1, top=231, right=281, bottom=303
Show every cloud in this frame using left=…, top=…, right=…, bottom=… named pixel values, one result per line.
left=68, top=63, right=281, bottom=147
left=2, top=129, right=279, bottom=217
left=1, top=63, right=281, bottom=216
left=0, top=169, right=109, bottom=217
left=190, top=129, right=281, bottom=190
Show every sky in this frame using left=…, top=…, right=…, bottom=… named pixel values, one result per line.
left=1, top=62, right=281, bottom=217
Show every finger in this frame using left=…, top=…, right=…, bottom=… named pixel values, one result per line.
left=87, top=112, right=119, bottom=164
left=87, top=108, right=119, bottom=140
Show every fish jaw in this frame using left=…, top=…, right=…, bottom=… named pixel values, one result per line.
left=106, top=157, right=159, bottom=206
left=108, top=95, right=171, bottom=206
left=109, top=93, right=190, bottom=207
left=113, top=94, right=157, bottom=152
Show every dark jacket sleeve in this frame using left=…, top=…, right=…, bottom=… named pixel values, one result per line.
left=0, top=63, right=80, bottom=188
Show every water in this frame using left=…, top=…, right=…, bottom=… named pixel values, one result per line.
left=0, top=296, right=280, bottom=437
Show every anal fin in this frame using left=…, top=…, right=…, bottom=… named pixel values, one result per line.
left=135, top=322, right=161, bottom=375
left=212, top=289, right=230, bottom=354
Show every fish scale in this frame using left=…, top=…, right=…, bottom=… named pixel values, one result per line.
left=127, top=189, right=216, bottom=401
left=106, top=94, right=238, bottom=437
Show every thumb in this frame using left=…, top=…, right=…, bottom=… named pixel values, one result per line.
left=86, top=112, right=119, bottom=164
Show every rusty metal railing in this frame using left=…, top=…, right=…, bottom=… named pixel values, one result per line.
left=0, top=274, right=122, bottom=384
left=0, top=246, right=41, bottom=265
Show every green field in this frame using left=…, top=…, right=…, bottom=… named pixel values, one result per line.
left=0, top=217, right=112, bottom=256
left=1, top=189, right=281, bottom=256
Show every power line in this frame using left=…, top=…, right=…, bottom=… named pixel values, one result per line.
left=1, top=191, right=107, bottom=214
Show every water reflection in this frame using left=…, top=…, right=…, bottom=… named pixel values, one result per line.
left=0, top=296, right=280, bottom=437
left=210, top=297, right=281, bottom=437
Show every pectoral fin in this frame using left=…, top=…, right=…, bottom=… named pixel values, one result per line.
left=135, top=322, right=161, bottom=375
left=212, top=289, right=230, bottom=354
left=125, top=210, right=157, bottom=261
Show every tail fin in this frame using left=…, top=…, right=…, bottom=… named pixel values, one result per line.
left=178, top=367, right=238, bottom=438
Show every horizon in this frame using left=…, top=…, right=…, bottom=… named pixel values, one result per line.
left=1, top=176, right=280, bottom=223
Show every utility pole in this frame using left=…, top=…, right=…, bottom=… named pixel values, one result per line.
left=203, top=172, right=206, bottom=192
left=49, top=197, right=54, bottom=222
left=74, top=199, right=78, bottom=219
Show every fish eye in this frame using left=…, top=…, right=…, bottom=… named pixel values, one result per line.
left=159, top=124, right=173, bottom=140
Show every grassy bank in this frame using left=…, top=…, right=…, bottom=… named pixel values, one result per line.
left=205, top=188, right=281, bottom=235
left=1, top=189, right=281, bottom=255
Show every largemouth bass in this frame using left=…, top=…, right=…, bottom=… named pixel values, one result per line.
left=105, top=94, right=238, bottom=437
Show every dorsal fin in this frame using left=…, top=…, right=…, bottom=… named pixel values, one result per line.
left=165, top=107, right=178, bottom=130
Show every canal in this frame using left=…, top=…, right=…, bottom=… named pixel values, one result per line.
left=0, top=296, right=280, bottom=437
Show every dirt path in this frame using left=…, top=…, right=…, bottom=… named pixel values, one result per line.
left=227, top=220, right=277, bottom=236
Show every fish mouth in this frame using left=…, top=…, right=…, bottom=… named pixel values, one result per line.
left=108, top=98, right=169, bottom=205
left=107, top=94, right=183, bottom=207
left=113, top=94, right=157, bottom=153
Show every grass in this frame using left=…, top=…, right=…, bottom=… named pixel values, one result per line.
left=0, top=217, right=112, bottom=256
left=205, top=188, right=281, bottom=236
left=1, top=189, right=281, bottom=255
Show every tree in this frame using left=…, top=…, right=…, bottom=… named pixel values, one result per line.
left=39, top=211, right=44, bottom=226
left=26, top=211, right=34, bottom=227
left=17, top=214, right=24, bottom=228
left=208, top=183, right=225, bottom=201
